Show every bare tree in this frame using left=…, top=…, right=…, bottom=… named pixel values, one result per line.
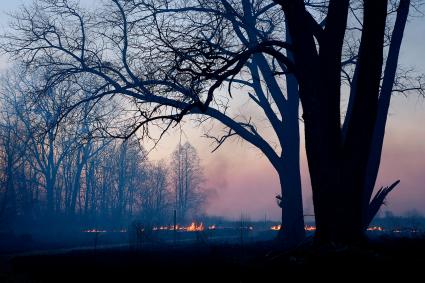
left=0, top=69, right=78, bottom=217
left=0, top=68, right=170, bottom=230
left=0, top=105, right=24, bottom=224
left=170, top=142, right=205, bottom=223
left=140, top=160, right=169, bottom=225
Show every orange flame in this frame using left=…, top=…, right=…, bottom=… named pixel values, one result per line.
left=304, top=225, right=316, bottom=231
left=152, top=223, right=206, bottom=231
left=270, top=225, right=281, bottom=231
left=271, top=225, right=316, bottom=231
left=186, top=222, right=204, bottom=231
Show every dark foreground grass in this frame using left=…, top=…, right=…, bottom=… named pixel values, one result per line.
left=1, top=237, right=424, bottom=282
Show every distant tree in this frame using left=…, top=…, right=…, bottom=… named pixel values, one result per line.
left=0, top=69, right=78, bottom=217
left=0, top=102, right=25, bottom=224
left=140, top=160, right=169, bottom=225
left=170, top=142, right=205, bottom=223
left=115, top=138, right=149, bottom=221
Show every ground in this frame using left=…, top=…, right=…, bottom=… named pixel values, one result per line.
left=0, top=237, right=424, bottom=282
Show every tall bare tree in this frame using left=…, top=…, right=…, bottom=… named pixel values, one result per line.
left=170, top=142, right=205, bottom=223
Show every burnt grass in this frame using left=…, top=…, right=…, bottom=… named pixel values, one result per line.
left=1, top=237, right=425, bottom=282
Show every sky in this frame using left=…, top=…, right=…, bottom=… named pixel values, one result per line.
left=1, top=0, right=424, bottom=221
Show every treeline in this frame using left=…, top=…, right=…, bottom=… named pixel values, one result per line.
left=0, top=69, right=206, bottom=233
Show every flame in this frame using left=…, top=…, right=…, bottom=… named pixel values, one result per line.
left=304, top=225, right=316, bottom=231
left=152, top=222, right=205, bottom=232
left=271, top=225, right=281, bottom=231
left=271, top=225, right=316, bottom=231
left=367, top=226, right=384, bottom=231
left=186, top=222, right=204, bottom=232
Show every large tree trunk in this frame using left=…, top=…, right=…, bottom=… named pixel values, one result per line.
left=283, top=0, right=389, bottom=244
left=277, top=163, right=305, bottom=247
left=251, top=55, right=306, bottom=246
left=276, top=47, right=305, bottom=246
left=340, top=0, right=389, bottom=241
left=362, top=0, right=410, bottom=229
left=243, top=1, right=306, bottom=245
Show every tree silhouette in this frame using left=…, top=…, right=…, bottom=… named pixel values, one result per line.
left=1, top=0, right=423, bottom=244
left=170, top=142, right=205, bottom=223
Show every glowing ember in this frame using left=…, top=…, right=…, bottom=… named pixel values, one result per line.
left=270, top=225, right=281, bottom=231
left=152, top=222, right=205, bottom=232
left=186, top=222, right=205, bottom=232
left=208, top=225, right=216, bottom=230
left=304, top=225, right=316, bottom=231
left=271, top=225, right=316, bottom=231
left=367, top=226, right=384, bottom=231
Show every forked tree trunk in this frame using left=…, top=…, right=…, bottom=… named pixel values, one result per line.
left=282, top=0, right=390, bottom=244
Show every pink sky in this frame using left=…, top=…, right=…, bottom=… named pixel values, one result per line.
left=147, top=93, right=425, bottom=221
